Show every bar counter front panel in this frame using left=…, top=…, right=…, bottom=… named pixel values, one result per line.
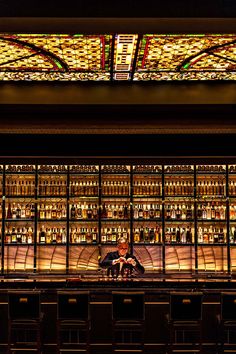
left=0, top=162, right=235, bottom=276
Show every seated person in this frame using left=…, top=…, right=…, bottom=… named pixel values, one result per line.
left=100, top=237, right=145, bottom=277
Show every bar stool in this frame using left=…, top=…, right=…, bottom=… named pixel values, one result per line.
left=168, top=292, right=203, bottom=354
left=57, top=291, right=90, bottom=354
left=8, top=291, right=41, bottom=354
left=219, top=292, right=236, bottom=353
left=112, top=291, right=145, bottom=354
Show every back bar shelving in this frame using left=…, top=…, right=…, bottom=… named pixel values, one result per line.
left=0, top=162, right=236, bottom=275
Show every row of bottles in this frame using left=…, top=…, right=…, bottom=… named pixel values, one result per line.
left=38, top=178, right=67, bottom=195
left=133, top=204, right=161, bottom=219
left=164, top=180, right=194, bottom=195
left=100, top=203, right=129, bottom=219
left=69, top=227, right=98, bottom=244
left=6, top=202, right=35, bottom=219
left=5, top=226, right=34, bottom=244
left=1, top=201, right=232, bottom=222
left=70, top=180, right=98, bottom=195
left=38, top=203, right=67, bottom=220
left=133, top=180, right=162, bottom=195
left=165, top=226, right=193, bottom=243
left=70, top=203, right=98, bottom=220
left=101, top=227, right=129, bottom=243
left=165, top=203, right=193, bottom=220
left=38, top=226, right=67, bottom=244
left=196, top=180, right=226, bottom=196
left=197, top=202, right=226, bottom=220
left=4, top=222, right=236, bottom=244
left=102, top=180, right=129, bottom=195
left=133, top=165, right=161, bottom=173
left=198, top=226, right=225, bottom=243
left=133, top=226, right=161, bottom=243
left=6, top=178, right=35, bottom=196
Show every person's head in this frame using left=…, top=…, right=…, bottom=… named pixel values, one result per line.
left=117, top=237, right=129, bottom=257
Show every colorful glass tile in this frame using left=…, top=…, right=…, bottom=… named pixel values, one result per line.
left=0, top=34, right=112, bottom=81
left=134, top=34, right=236, bottom=81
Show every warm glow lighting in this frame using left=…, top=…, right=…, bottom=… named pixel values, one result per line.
left=0, top=33, right=235, bottom=81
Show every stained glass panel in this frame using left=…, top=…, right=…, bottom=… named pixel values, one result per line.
left=0, top=34, right=112, bottom=81
left=134, top=34, right=236, bottom=81
left=0, top=33, right=235, bottom=81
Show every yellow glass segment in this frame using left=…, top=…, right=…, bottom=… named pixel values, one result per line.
left=190, top=53, right=236, bottom=70
left=139, top=35, right=235, bottom=71
left=16, top=35, right=103, bottom=70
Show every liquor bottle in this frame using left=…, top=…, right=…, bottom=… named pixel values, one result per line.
left=155, top=204, right=161, bottom=219
left=25, top=204, right=31, bottom=219
left=134, top=228, right=140, bottom=243
left=181, top=203, right=187, bottom=220
left=198, top=227, right=203, bottom=243
left=56, top=204, right=62, bottom=219
left=7, top=202, right=12, bottom=219
left=16, top=227, right=22, bottom=243
left=211, top=202, right=216, bottom=220
left=186, top=204, right=193, bottom=220
left=124, top=203, right=129, bottom=219
left=93, top=204, right=98, bottom=219
left=202, top=204, right=207, bottom=219
left=171, top=205, right=176, bottom=219
left=138, top=204, right=143, bottom=219
left=52, top=228, right=57, bottom=244
left=87, top=204, right=93, bottom=219
left=39, top=226, right=46, bottom=243
left=27, top=227, right=33, bottom=243
left=101, top=204, right=107, bottom=218
left=155, top=226, right=161, bottom=243
left=149, top=204, right=155, bottom=219
left=206, top=203, right=211, bottom=220
left=12, top=203, right=16, bottom=219
left=11, top=227, right=17, bottom=243
left=21, top=227, right=27, bottom=243
left=30, top=203, right=35, bottom=219
left=181, top=228, right=186, bottom=243
left=16, top=204, right=21, bottom=219
left=51, top=204, right=57, bottom=219
left=133, top=204, right=138, bottom=219
left=76, top=203, right=83, bottom=219
left=197, top=204, right=203, bottom=219
left=149, top=228, right=155, bottom=243
left=176, top=227, right=181, bottom=243
left=21, top=204, right=26, bottom=219
left=92, top=227, right=97, bottom=243
left=101, top=228, right=107, bottom=243
left=176, top=204, right=181, bottom=220
left=186, top=226, right=192, bottom=243
left=166, top=204, right=171, bottom=220
left=139, top=226, right=144, bottom=242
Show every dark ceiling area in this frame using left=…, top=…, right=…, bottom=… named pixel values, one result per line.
left=0, top=0, right=235, bottom=17
left=0, top=1, right=235, bottom=158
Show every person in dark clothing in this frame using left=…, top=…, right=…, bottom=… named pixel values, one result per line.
left=100, top=237, right=145, bottom=277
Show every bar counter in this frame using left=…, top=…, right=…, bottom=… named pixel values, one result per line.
left=0, top=272, right=236, bottom=289
left=0, top=275, right=235, bottom=354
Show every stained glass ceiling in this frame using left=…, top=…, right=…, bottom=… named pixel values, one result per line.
left=0, top=33, right=236, bottom=81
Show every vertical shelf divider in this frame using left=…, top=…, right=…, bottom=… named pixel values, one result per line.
left=66, top=164, right=70, bottom=275
left=130, top=164, right=133, bottom=255
left=1, top=164, right=5, bottom=275
left=34, top=164, right=38, bottom=273
left=226, top=164, right=230, bottom=274
left=162, top=164, right=165, bottom=275
left=194, top=164, right=198, bottom=275
left=98, top=164, right=102, bottom=264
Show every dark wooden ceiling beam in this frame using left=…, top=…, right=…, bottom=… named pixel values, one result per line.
left=0, top=18, right=235, bottom=34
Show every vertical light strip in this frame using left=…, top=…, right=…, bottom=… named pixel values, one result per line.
left=113, top=34, right=138, bottom=80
